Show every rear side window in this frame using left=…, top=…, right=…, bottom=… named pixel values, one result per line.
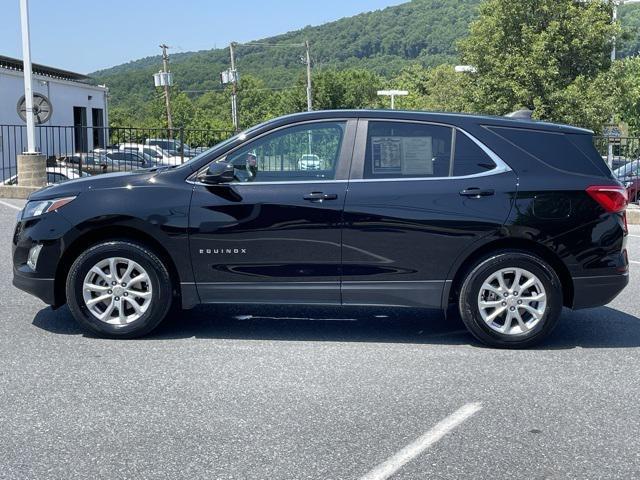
left=453, top=133, right=497, bottom=176
left=364, top=122, right=453, bottom=179
left=489, top=127, right=609, bottom=176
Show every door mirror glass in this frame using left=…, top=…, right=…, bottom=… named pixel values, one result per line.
left=200, top=162, right=235, bottom=184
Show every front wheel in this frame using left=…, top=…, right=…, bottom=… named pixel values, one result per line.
left=458, top=251, right=563, bottom=349
left=66, top=241, right=173, bottom=338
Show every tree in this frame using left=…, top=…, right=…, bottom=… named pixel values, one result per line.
left=389, top=64, right=472, bottom=112
left=459, top=0, right=619, bottom=129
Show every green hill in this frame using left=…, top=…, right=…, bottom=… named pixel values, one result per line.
left=92, top=0, right=640, bottom=111
left=92, top=0, right=481, bottom=107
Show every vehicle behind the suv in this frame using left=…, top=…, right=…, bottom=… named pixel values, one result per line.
left=12, top=110, right=629, bottom=348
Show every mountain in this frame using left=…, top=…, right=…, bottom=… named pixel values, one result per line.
left=92, top=0, right=640, bottom=109
left=91, top=0, right=481, bottom=107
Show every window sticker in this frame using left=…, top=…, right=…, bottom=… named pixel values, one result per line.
left=371, top=136, right=433, bottom=175
left=371, top=137, right=402, bottom=173
left=402, top=137, right=433, bottom=175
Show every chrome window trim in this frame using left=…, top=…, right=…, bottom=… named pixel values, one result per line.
left=187, top=178, right=349, bottom=186
left=187, top=118, right=512, bottom=186
left=354, top=119, right=512, bottom=182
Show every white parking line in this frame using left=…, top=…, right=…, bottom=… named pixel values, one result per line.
left=629, top=235, right=640, bottom=239
left=360, top=403, right=482, bottom=480
left=631, top=260, right=640, bottom=265
left=0, top=200, right=21, bottom=211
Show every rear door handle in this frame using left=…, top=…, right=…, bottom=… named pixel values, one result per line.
left=460, top=188, right=495, bottom=198
left=303, top=192, right=338, bottom=202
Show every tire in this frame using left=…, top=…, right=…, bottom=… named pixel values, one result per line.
left=66, top=240, right=173, bottom=338
left=458, top=250, right=563, bottom=349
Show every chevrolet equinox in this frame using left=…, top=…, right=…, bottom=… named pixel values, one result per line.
left=12, top=110, right=630, bottom=348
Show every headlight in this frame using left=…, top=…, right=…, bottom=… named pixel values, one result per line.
left=22, top=196, right=76, bottom=219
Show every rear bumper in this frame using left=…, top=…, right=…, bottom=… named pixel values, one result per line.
left=13, top=267, right=56, bottom=305
left=571, top=273, right=629, bottom=310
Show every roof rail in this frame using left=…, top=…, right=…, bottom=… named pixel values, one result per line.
left=505, top=109, right=534, bottom=120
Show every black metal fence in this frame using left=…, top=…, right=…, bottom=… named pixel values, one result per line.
left=0, top=125, right=235, bottom=183
left=594, top=136, right=640, bottom=204
left=0, top=125, right=638, bottom=205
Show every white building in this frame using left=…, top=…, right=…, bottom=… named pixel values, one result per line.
left=0, top=55, right=108, bottom=178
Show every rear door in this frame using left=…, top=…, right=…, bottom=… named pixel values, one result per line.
left=189, top=119, right=355, bottom=305
left=341, top=119, right=518, bottom=308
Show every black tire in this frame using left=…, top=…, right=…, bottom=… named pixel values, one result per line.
left=66, top=240, right=173, bottom=338
left=458, top=250, right=563, bottom=349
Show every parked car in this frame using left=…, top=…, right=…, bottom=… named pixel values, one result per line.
left=119, top=143, right=183, bottom=166
left=13, top=110, right=629, bottom=347
left=298, top=154, right=322, bottom=170
left=3, top=166, right=89, bottom=185
left=145, top=138, right=196, bottom=158
left=59, top=151, right=156, bottom=174
left=612, top=160, right=640, bottom=203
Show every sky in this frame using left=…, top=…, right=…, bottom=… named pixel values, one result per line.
left=1, top=0, right=406, bottom=74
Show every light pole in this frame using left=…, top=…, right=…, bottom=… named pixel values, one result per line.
left=19, top=0, right=36, bottom=154
left=377, top=90, right=408, bottom=110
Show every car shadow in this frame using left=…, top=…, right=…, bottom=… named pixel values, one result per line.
left=31, top=304, right=640, bottom=349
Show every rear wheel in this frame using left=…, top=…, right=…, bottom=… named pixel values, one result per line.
left=458, top=250, right=563, bottom=348
left=66, top=241, right=173, bottom=338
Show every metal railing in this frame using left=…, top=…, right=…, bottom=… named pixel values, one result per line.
left=0, top=125, right=235, bottom=183
left=1, top=125, right=638, bottom=206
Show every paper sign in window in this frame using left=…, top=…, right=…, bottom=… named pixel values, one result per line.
left=371, top=136, right=433, bottom=175
left=371, top=137, right=402, bottom=173
left=401, top=137, right=433, bottom=175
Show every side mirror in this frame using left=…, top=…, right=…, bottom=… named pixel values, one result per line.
left=200, top=162, right=234, bottom=184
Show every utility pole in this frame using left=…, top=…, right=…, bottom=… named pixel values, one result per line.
left=230, top=42, right=239, bottom=131
left=305, top=40, right=312, bottom=112
left=159, top=44, right=174, bottom=136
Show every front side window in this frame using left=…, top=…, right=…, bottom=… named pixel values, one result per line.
left=218, top=122, right=345, bottom=183
left=364, top=122, right=453, bottom=179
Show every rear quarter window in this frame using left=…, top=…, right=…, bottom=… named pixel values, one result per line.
left=488, top=126, right=610, bottom=177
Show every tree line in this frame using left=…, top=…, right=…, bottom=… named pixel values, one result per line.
left=109, top=0, right=640, bottom=136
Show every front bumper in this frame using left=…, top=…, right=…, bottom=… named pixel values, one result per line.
left=571, top=272, right=629, bottom=310
left=13, top=266, right=56, bottom=305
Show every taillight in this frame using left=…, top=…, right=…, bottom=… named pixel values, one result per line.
left=586, top=185, right=628, bottom=213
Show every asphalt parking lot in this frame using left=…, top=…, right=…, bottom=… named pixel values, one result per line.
left=1, top=198, right=639, bottom=480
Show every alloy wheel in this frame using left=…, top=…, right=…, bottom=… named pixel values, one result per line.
left=82, top=257, right=153, bottom=325
left=477, top=267, right=547, bottom=335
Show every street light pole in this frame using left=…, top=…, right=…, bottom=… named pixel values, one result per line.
left=19, top=0, right=36, bottom=154
left=377, top=90, right=409, bottom=110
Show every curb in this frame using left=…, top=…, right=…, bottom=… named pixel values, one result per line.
left=628, top=205, right=640, bottom=225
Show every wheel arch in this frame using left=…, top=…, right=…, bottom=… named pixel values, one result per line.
left=54, top=225, right=182, bottom=308
left=445, top=237, right=574, bottom=309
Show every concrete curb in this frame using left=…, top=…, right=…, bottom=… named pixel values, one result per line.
left=0, top=186, right=40, bottom=199
left=628, top=205, right=640, bottom=225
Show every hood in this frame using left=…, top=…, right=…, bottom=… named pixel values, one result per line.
left=28, top=169, right=160, bottom=201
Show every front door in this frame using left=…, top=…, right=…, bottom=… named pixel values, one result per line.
left=189, top=120, right=355, bottom=305
left=341, top=119, right=518, bottom=308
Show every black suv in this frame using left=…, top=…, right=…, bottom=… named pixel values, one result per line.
left=12, top=110, right=629, bottom=348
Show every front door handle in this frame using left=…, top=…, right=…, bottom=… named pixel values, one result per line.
left=460, top=188, right=495, bottom=198
left=303, top=192, right=338, bottom=202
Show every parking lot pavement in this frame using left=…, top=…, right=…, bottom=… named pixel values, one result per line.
left=1, top=199, right=639, bottom=480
